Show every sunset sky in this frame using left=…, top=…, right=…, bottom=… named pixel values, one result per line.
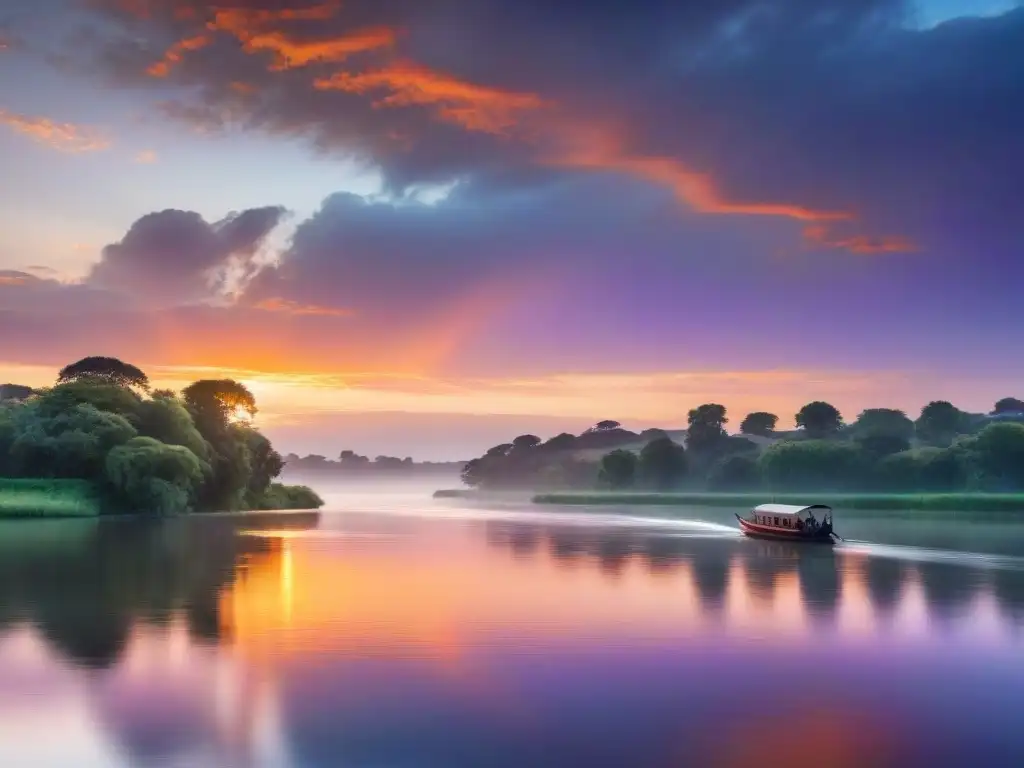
left=1, top=0, right=1022, bottom=459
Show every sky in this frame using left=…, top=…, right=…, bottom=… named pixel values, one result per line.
left=1, top=0, right=1022, bottom=460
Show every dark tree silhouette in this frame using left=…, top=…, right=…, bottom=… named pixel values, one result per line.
left=512, top=434, right=542, bottom=450
left=182, top=379, right=257, bottom=426
left=598, top=449, right=637, bottom=489
left=58, top=357, right=150, bottom=391
left=739, top=411, right=777, bottom=437
left=916, top=400, right=967, bottom=446
left=586, top=420, right=621, bottom=433
left=0, top=383, right=34, bottom=401
left=993, top=397, right=1024, bottom=414
left=638, top=436, right=687, bottom=489
left=686, top=403, right=728, bottom=453
left=795, top=401, right=842, bottom=438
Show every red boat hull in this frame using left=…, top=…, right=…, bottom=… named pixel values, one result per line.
left=736, top=514, right=835, bottom=544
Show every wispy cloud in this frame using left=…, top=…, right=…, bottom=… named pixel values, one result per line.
left=314, top=61, right=547, bottom=135
left=253, top=297, right=354, bottom=317
left=0, top=109, right=109, bottom=153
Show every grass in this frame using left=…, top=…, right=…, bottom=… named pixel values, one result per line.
left=530, top=491, right=1024, bottom=512
left=0, top=479, right=102, bottom=518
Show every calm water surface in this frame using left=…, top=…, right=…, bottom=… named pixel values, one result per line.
left=2, top=495, right=1024, bottom=767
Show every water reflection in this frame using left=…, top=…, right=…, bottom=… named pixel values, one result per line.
left=1, top=508, right=1024, bottom=767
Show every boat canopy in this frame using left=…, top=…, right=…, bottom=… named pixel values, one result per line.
left=753, top=503, right=832, bottom=520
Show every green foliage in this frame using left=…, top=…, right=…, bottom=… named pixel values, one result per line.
left=9, top=403, right=137, bottom=479
left=707, top=453, right=760, bottom=490
left=852, top=408, right=914, bottom=441
left=638, top=437, right=687, bottom=490
left=739, top=412, right=778, bottom=437
left=599, top=449, right=638, bottom=489
left=759, top=439, right=865, bottom=490
left=916, top=401, right=968, bottom=446
left=874, top=447, right=964, bottom=492
left=136, top=395, right=210, bottom=461
left=0, top=479, right=101, bottom=517
left=58, top=357, right=150, bottom=391
left=957, top=422, right=1024, bottom=490
left=795, top=401, right=843, bottom=438
left=235, top=425, right=284, bottom=506
left=105, top=436, right=205, bottom=515
left=34, top=380, right=143, bottom=422
left=255, top=483, right=325, bottom=510
left=855, top=433, right=911, bottom=459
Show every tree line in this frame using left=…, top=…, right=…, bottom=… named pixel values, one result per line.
left=0, top=356, right=322, bottom=514
left=284, top=450, right=464, bottom=474
left=459, top=398, right=1024, bottom=493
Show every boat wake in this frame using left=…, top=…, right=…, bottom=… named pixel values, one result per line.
left=331, top=503, right=741, bottom=537
left=838, top=540, right=1024, bottom=572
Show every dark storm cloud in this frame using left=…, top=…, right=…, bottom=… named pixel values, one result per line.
left=87, top=205, right=287, bottom=304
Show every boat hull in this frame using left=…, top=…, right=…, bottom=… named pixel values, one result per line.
left=736, top=514, right=835, bottom=544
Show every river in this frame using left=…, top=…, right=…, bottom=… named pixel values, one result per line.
left=1, top=491, right=1023, bottom=767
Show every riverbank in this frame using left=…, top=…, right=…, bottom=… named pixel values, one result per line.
left=0, top=479, right=102, bottom=518
left=0, top=478, right=324, bottom=519
left=530, top=491, right=1024, bottom=512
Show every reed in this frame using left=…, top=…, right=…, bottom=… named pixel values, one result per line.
left=0, top=479, right=103, bottom=518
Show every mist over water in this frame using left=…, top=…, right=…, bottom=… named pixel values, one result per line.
left=2, top=484, right=1024, bottom=766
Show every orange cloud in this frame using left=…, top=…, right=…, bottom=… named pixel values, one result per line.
left=253, top=297, right=354, bottom=317
left=550, top=126, right=850, bottom=222
left=0, top=275, right=29, bottom=286
left=239, top=26, right=396, bottom=71
left=314, top=61, right=547, bottom=135
left=135, top=149, right=158, bottom=163
left=0, top=109, right=109, bottom=153
left=146, top=33, right=210, bottom=77
left=802, top=224, right=917, bottom=254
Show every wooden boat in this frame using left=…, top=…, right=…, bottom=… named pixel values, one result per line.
left=736, top=503, right=838, bottom=543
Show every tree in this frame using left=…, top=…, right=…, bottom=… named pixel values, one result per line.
left=34, top=379, right=143, bottom=421
left=339, top=450, right=370, bottom=466
left=795, top=401, right=843, bottom=438
left=586, top=420, right=622, bottom=433
left=739, top=412, right=778, bottom=437
left=598, top=449, right=637, bottom=489
left=638, top=437, right=687, bottom=489
left=874, top=447, right=964, bottom=492
left=136, top=396, right=210, bottom=461
left=758, top=439, right=865, bottom=490
left=851, top=408, right=914, bottom=441
left=511, top=434, right=542, bottom=450
left=856, top=432, right=911, bottom=459
left=0, top=384, right=34, bottom=402
left=461, top=458, right=484, bottom=487
left=707, top=453, right=760, bottom=490
left=993, top=397, right=1024, bottom=415
left=182, top=379, right=257, bottom=431
left=916, top=401, right=967, bottom=446
left=540, top=432, right=577, bottom=451
left=958, top=422, right=1024, bottom=490
left=686, top=403, right=728, bottom=454
left=58, top=357, right=150, bottom=391
left=105, top=436, right=205, bottom=515
left=235, top=426, right=283, bottom=504
left=9, top=403, right=137, bottom=478
left=484, top=443, right=513, bottom=458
